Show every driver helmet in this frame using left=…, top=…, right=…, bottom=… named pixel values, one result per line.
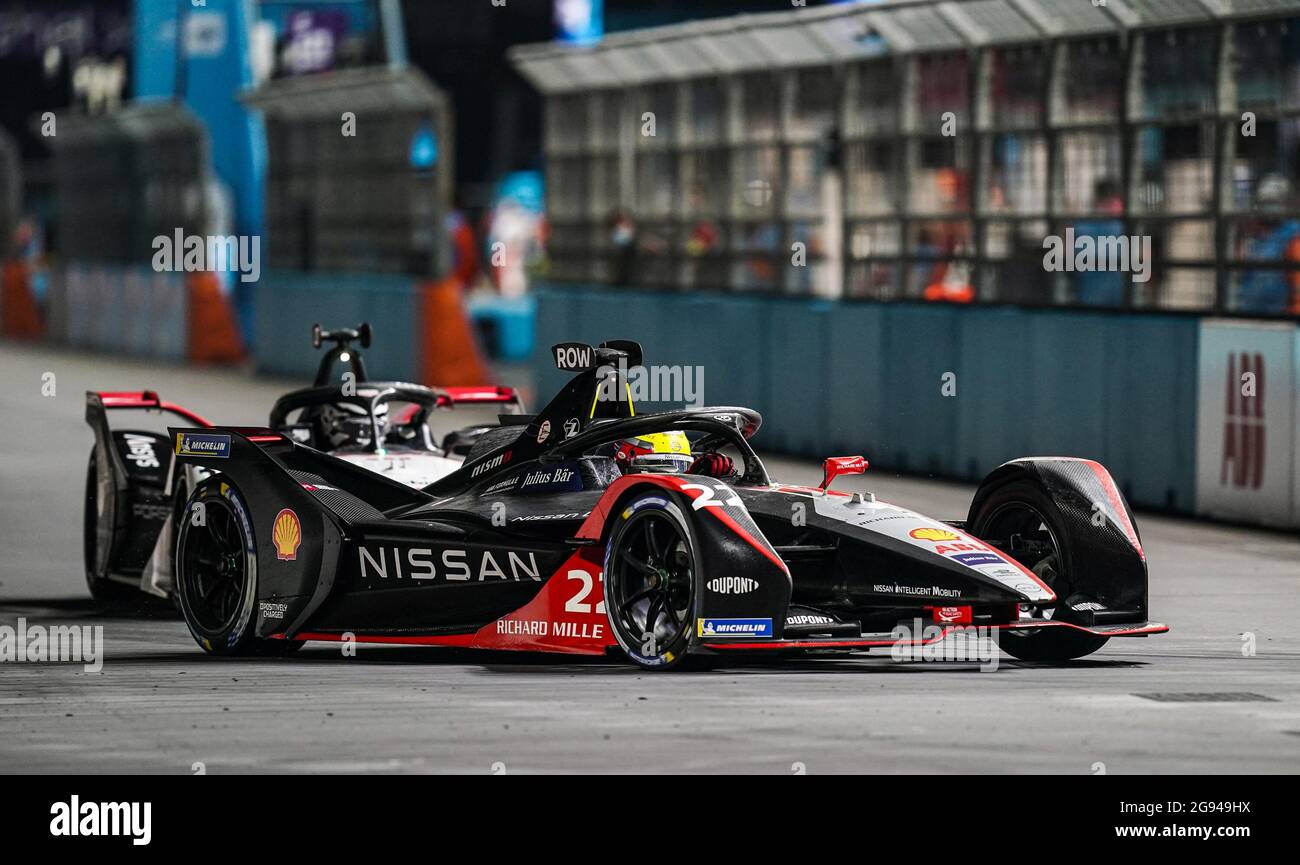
left=317, top=401, right=388, bottom=448
left=615, top=431, right=693, bottom=474
left=1257, top=173, right=1291, bottom=213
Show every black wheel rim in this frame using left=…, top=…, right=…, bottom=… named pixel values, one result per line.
left=182, top=498, right=248, bottom=633
left=609, top=510, right=693, bottom=658
left=980, top=502, right=1065, bottom=630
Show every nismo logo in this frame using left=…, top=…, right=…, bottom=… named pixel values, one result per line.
left=471, top=450, right=511, bottom=478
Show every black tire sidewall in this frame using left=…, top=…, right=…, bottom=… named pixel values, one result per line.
left=603, top=491, right=698, bottom=670
left=176, top=480, right=260, bottom=655
left=971, top=480, right=1077, bottom=590
left=166, top=472, right=194, bottom=610
left=970, top=478, right=1109, bottom=662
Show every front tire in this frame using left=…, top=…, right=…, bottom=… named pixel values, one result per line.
left=969, top=479, right=1109, bottom=662
left=175, top=480, right=263, bottom=656
left=603, top=492, right=698, bottom=670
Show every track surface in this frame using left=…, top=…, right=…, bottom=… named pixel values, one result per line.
left=1, top=342, right=1298, bottom=774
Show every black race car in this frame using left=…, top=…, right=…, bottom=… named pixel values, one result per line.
left=169, top=340, right=1166, bottom=668
left=83, top=324, right=522, bottom=603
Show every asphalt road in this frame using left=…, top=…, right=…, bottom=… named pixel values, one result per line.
left=2, top=341, right=1299, bottom=774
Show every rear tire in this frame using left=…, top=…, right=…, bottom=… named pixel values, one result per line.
left=175, top=479, right=269, bottom=656
left=969, top=479, right=1108, bottom=662
left=167, top=477, right=190, bottom=612
left=83, top=450, right=136, bottom=604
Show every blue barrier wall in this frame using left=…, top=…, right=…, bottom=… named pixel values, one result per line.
left=253, top=271, right=421, bottom=382
left=533, top=285, right=1200, bottom=512
left=46, top=265, right=188, bottom=362
left=135, top=0, right=267, bottom=344
left=467, top=294, right=537, bottom=362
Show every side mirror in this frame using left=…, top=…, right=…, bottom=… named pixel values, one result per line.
left=820, top=455, right=868, bottom=491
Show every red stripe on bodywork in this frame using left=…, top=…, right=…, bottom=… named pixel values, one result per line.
left=283, top=477, right=786, bottom=657
left=460, top=546, right=613, bottom=654
left=440, top=386, right=519, bottom=404
left=576, top=474, right=789, bottom=577
left=1082, top=459, right=1144, bottom=560
left=291, top=547, right=615, bottom=656
left=97, top=391, right=213, bottom=427
left=291, top=631, right=476, bottom=647
left=286, top=617, right=1168, bottom=652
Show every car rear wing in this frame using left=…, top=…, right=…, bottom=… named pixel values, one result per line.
left=168, top=426, right=435, bottom=521
left=85, top=391, right=213, bottom=492
left=437, top=386, right=525, bottom=414
left=170, top=425, right=436, bottom=639
left=87, top=390, right=213, bottom=429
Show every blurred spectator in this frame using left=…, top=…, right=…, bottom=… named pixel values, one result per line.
left=13, top=217, right=48, bottom=302
left=488, top=200, right=543, bottom=297
left=686, top=219, right=720, bottom=257
left=922, top=223, right=974, bottom=303
left=1073, top=178, right=1127, bottom=307
left=607, top=209, right=636, bottom=287
left=478, top=173, right=545, bottom=295
left=680, top=181, right=721, bottom=288
left=447, top=208, right=480, bottom=288
left=1237, top=174, right=1300, bottom=314
left=740, top=222, right=780, bottom=291
left=1001, top=224, right=1051, bottom=305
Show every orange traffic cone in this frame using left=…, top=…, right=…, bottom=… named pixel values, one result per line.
left=186, top=272, right=245, bottom=364
left=420, top=276, right=491, bottom=386
left=1, top=260, right=44, bottom=339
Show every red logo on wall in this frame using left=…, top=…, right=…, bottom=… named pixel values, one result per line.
left=1221, top=352, right=1264, bottom=490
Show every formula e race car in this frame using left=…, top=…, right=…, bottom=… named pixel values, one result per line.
left=83, top=324, right=523, bottom=603
left=168, top=340, right=1167, bottom=667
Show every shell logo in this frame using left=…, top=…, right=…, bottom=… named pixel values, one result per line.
left=272, top=508, right=302, bottom=561
left=910, top=527, right=961, bottom=542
